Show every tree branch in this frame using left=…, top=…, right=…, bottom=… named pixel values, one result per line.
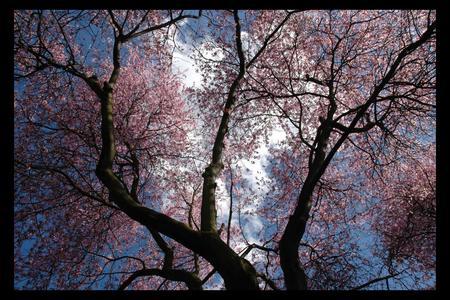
left=118, top=268, right=202, bottom=290
left=278, top=18, right=436, bottom=291
left=352, top=273, right=400, bottom=290
left=200, top=10, right=247, bottom=233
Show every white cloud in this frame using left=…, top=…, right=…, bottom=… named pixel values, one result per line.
left=171, top=44, right=203, bottom=88
left=237, top=124, right=286, bottom=202
left=240, top=31, right=261, bottom=59
left=198, top=42, right=225, bottom=61
left=167, top=25, right=225, bottom=89
left=268, top=125, right=287, bottom=144
left=227, top=125, right=287, bottom=248
left=242, top=214, right=263, bottom=244
left=165, top=22, right=203, bottom=89
left=215, top=177, right=230, bottom=225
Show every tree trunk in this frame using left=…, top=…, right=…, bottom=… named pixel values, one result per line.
left=278, top=186, right=313, bottom=290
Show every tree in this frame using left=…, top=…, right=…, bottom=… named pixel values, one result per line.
left=14, top=9, right=436, bottom=290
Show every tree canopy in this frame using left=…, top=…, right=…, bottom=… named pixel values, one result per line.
left=14, top=10, right=436, bottom=290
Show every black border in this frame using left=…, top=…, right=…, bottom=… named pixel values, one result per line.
left=2, top=1, right=448, bottom=300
